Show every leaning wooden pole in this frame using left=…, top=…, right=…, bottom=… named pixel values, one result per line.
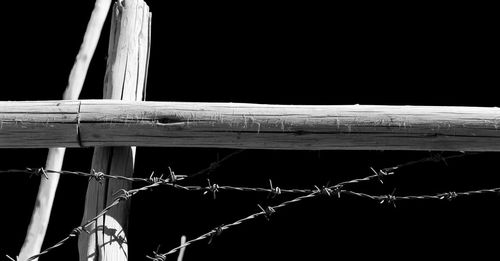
left=18, top=1, right=112, bottom=260
left=0, top=101, right=499, bottom=151
left=78, top=1, right=150, bottom=260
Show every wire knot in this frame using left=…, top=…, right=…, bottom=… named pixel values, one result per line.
left=315, top=183, right=342, bottom=198
left=148, top=171, right=165, bottom=184
left=258, top=204, right=276, bottom=221
left=370, top=167, right=390, bottom=184
left=204, top=179, right=219, bottom=199
left=381, top=167, right=395, bottom=176
left=428, top=153, right=448, bottom=165
left=114, top=189, right=133, bottom=201
left=208, top=162, right=220, bottom=172
left=26, top=167, right=48, bottom=179
left=91, top=169, right=105, bottom=183
left=332, top=185, right=343, bottom=198
left=149, top=255, right=165, bottom=261
left=268, top=179, right=281, bottom=198
left=440, top=191, right=458, bottom=201
left=147, top=245, right=166, bottom=261
left=70, top=226, right=88, bottom=237
left=208, top=225, right=224, bottom=244
left=315, top=185, right=332, bottom=197
left=168, top=167, right=178, bottom=183
left=380, top=190, right=397, bottom=208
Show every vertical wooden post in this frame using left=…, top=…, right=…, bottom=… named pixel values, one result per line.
left=18, top=2, right=113, bottom=260
left=78, top=1, right=151, bottom=260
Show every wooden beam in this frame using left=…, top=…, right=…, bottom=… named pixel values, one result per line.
left=77, top=0, right=150, bottom=260
left=1, top=100, right=499, bottom=151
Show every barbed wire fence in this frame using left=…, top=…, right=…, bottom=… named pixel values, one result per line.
left=2, top=151, right=500, bottom=260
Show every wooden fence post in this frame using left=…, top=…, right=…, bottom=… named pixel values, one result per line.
left=78, top=0, right=151, bottom=260
left=17, top=1, right=113, bottom=260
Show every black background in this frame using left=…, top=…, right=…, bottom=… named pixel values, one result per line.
left=0, top=1, right=499, bottom=260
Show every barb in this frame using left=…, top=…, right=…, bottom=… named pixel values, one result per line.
left=257, top=204, right=276, bottom=221
left=203, top=179, right=219, bottom=199
left=23, top=181, right=161, bottom=261
left=207, top=226, right=224, bottom=244
left=381, top=152, right=476, bottom=174
left=186, top=150, right=244, bottom=180
left=379, top=189, right=398, bottom=208
left=268, top=179, right=282, bottom=198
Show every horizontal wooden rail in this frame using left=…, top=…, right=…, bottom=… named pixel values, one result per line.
left=1, top=100, right=499, bottom=151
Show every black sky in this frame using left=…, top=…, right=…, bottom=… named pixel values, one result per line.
left=0, top=1, right=498, bottom=260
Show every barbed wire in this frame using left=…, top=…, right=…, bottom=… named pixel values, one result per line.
left=3, top=151, right=490, bottom=260
left=15, top=174, right=499, bottom=261
left=0, top=152, right=474, bottom=194
left=0, top=150, right=244, bottom=185
left=5, top=150, right=244, bottom=261
left=15, top=181, right=162, bottom=261
left=147, top=181, right=500, bottom=260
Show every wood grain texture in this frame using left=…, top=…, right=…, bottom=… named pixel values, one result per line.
left=17, top=148, right=65, bottom=261
left=1, top=100, right=500, bottom=151
left=78, top=0, right=150, bottom=260
left=18, top=2, right=113, bottom=260
left=0, top=100, right=79, bottom=147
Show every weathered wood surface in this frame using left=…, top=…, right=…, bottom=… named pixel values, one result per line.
left=18, top=1, right=113, bottom=260
left=78, top=0, right=150, bottom=260
left=0, top=100, right=80, bottom=147
left=1, top=100, right=500, bottom=151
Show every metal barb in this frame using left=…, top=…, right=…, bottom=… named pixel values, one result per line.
left=91, top=169, right=105, bottom=183
left=208, top=226, right=224, bottom=244
left=148, top=171, right=164, bottom=184
left=381, top=167, right=395, bottom=176
left=26, top=167, right=49, bottom=179
left=268, top=179, right=281, bottom=198
left=332, top=185, right=343, bottom=198
left=208, top=162, right=219, bottom=173
left=257, top=204, right=276, bottom=221
left=70, top=226, right=87, bottom=237
left=315, top=185, right=333, bottom=197
left=113, top=188, right=133, bottom=201
left=380, top=189, right=397, bottom=208
left=148, top=245, right=166, bottom=261
left=168, top=167, right=177, bottom=183
left=429, top=152, right=448, bottom=166
left=441, top=191, right=458, bottom=201
left=203, top=179, right=219, bottom=199
left=370, top=167, right=386, bottom=184
left=149, top=252, right=166, bottom=261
